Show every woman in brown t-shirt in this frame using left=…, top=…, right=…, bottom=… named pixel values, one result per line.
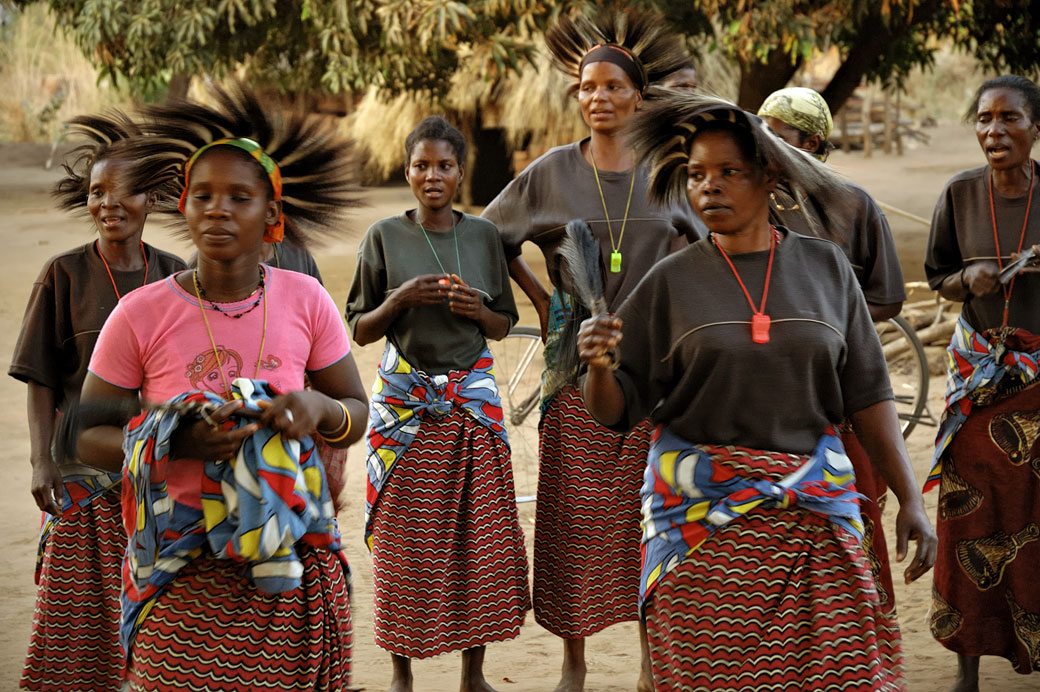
left=480, top=8, right=696, bottom=690
left=10, top=113, right=186, bottom=692
left=579, top=93, right=936, bottom=691
left=924, top=74, right=1040, bottom=690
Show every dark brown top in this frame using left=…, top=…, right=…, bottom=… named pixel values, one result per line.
left=9, top=241, right=187, bottom=408
left=770, top=181, right=906, bottom=305
left=608, top=231, right=892, bottom=455
left=346, top=213, right=518, bottom=374
left=925, top=163, right=1040, bottom=333
left=481, top=140, right=706, bottom=311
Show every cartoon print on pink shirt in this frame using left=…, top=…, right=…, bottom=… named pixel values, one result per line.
left=185, top=347, right=242, bottom=395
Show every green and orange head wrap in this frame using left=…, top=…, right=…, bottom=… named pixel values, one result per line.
left=177, top=137, right=285, bottom=242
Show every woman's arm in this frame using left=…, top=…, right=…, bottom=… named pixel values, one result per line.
left=577, top=314, right=626, bottom=427
left=258, top=353, right=369, bottom=448
left=446, top=273, right=511, bottom=341
left=78, top=374, right=259, bottom=471
left=849, top=399, right=938, bottom=583
left=508, top=256, right=551, bottom=342
left=27, top=382, right=62, bottom=514
left=352, top=274, right=449, bottom=346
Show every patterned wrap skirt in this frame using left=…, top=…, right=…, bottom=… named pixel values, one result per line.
left=124, top=544, right=351, bottom=691
left=21, top=489, right=124, bottom=692
left=931, top=377, right=1040, bottom=673
left=369, top=408, right=531, bottom=657
left=841, top=428, right=897, bottom=614
left=534, top=384, right=651, bottom=638
left=643, top=435, right=903, bottom=691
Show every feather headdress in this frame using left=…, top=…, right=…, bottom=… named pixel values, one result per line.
left=52, top=111, right=175, bottom=213
left=545, top=6, right=689, bottom=93
left=626, top=89, right=859, bottom=242
left=119, top=83, right=362, bottom=248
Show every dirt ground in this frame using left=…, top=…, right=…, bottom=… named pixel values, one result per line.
left=1, top=125, right=1037, bottom=691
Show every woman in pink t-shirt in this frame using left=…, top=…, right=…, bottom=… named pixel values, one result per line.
left=76, top=86, right=366, bottom=691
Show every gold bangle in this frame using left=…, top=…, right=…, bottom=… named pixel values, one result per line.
left=318, top=401, right=352, bottom=443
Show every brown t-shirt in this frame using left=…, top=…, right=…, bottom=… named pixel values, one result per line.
left=481, top=140, right=706, bottom=311
left=925, top=163, right=1040, bottom=333
left=770, top=181, right=906, bottom=305
left=609, top=231, right=892, bottom=455
left=9, top=242, right=187, bottom=408
left=346, top=213, right=518, bottom=375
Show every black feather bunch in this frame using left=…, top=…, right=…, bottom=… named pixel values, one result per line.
left=52, top=110, right=177, bottom=214
left=117, top=83, right=363, bottom=249
left=559, top=219, right=607, bottom=316
left=627, top=89, right=859, bottom=243
left=545, top=6, right=689, bottom=93
left=548, top=219, right=613, bottom=382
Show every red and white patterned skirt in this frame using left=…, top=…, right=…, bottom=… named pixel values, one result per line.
left=645, top=507, right=904, bottom=691
left=534, top=385, right=651, bottom=638
left=124, top=544, right=351, bottom=691
left=21, top=489, right=124, bottom=692
left=369, top=409, right=530, bottom=658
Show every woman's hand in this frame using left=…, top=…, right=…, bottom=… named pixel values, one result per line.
left=962, top=261, right=1000, bottom=297
left=1010, top=243, right=1040, bottom=274
left=894, top=500, right=938, bottom=584
left=169, top=400, right=259, bottom=462
left=446, top=273, right=484, bottom=320
left=256, top=390, right=337, bottom=441
left=577, top=314, right=622, bottom=370
left=388, top=274, right=449, bottom=312
left=30, top=456, right=63, bottom=515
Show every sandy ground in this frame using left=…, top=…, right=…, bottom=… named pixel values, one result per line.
left=1, top=125, right=1037, bottom=691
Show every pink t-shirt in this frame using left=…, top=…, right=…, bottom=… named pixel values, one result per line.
left=89, top=266, right=351, bottom=506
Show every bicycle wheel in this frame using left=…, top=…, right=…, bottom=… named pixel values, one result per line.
left=876, top=315, right=929, bottom=438
left=487, top=326, right=543, bottom=503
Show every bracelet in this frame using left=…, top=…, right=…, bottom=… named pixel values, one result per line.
left=318, top=401, right=352, bottom=443
left=959, top=267, right=970, bottom=292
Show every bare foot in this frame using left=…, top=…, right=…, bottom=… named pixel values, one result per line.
left=389, top=653, right=413, bottom=692
left=461, top=646, right=499, bottom=692
left=637, top=622, right=654, bottom=692
left=947, top=654, right=980, bottom=692
left=553, top=637, right=586, bottom=692
left=552, top=665, right=586, bottom=692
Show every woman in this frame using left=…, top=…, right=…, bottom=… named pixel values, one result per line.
left=76, top=86, right=367, bottom=691
left=577, top=92, right=936, bottom=690
left=924, top=74, right=1040, bottom=691
left=481, top=10, right=700, bottom=690
left=346, top=115, right=529, bottom=692
left=758, top=85, right=906, bottom=628
left=10, top=112, right=186, bottom=692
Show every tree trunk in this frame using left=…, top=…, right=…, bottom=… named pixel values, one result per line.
left=821, top=0, right=943, bottom=115
left=737, top=49, right=802, bottom=111
left=167, top=71, right=191, bottom=102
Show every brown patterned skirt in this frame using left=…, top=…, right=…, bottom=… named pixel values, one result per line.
left=645, top=508, right=904, bottom=691
left=369, top=409, right=530, bottom=658
left=534, top=385, right=651, bottom=638
left=931, top=379, right=1040, bottom=673
left=21, top=490, right=124, bottom=692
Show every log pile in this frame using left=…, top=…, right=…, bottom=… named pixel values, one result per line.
left=891, top=285, right=959, bottom=376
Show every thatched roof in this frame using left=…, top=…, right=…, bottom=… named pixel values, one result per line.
left=347, top=47, right=586, bottom=181
left=346, top=37, right=739, bottom=182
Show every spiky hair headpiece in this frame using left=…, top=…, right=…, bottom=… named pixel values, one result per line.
left=119, top=83, right=361, bottom=248
left=52, top=111, right=173, bottom=213
left=545, top=6, right=689, bottom=93
left=627, top=90, right=858, bottom=241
